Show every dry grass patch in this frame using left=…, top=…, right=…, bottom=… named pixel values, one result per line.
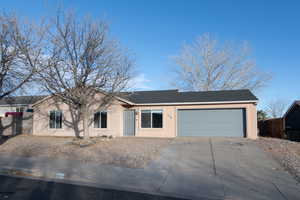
left=0, top=135, right=172, bottom=168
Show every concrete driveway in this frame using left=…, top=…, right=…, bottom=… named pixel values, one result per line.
left=0, top=137, right=299, bottom=200
left=148, top=137, right=300, bottom=200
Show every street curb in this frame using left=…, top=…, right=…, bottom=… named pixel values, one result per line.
left=0, top=167, right=209, bottom=200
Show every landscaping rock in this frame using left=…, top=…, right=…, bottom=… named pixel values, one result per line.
left=256, top=137, right=300, bottom=183
left=0, top=135, right=172, bottom=168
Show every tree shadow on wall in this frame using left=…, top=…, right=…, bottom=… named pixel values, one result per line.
left=0, top=113, right=33, bottom=145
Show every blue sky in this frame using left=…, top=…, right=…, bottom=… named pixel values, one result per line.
left=1, top=0, right=300, bottom=109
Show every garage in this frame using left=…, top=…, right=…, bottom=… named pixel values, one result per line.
left=177, top=109, right=246, bottom=137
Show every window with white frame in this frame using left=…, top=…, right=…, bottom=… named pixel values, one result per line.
left=94, top=111, right=107, bottom=128
left=49, top=110, right=62, bottom=129
left=141, top=110, right=163, bottom=128
left=16, top=107, right=25, bottom=112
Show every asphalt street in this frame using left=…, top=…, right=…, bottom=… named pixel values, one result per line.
left=0, top=175, right=188, bottom=200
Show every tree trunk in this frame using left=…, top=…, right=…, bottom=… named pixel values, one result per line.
left=82, top=104, right=90, bottom=140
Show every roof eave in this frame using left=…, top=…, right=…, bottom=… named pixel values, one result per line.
left=283, top=100, right=299, bottom=118
left=0, top=104, right=30, bottom=107
left=114, top=96, right=134, bottom=105
left=32, top=94, right=134, bottom=108
left=31, top=96, right=52, bottom=107
left=132, top=100, right=258, bottom=106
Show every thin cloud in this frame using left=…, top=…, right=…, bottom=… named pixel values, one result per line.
left=127, top=73, right=153, bottom=91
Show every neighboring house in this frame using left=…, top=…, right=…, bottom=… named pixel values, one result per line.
left=0, top=96, right=46, bottom=117
left=31, top=89, right=258, bottom=139
left=283, top=100, right=300, bottom=141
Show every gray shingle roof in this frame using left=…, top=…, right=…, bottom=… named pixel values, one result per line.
left=0, top=96, right=46, bottom=106
left=120, top=89, right=258, bottom=104
left=1, top=89, right=258, bottom=106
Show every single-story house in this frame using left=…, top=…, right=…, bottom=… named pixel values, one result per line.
left=31, top=89, right=258, bottom=139
left=0, top=96, right=46, bottom=117
left=283, top=100, right=300, bottom=141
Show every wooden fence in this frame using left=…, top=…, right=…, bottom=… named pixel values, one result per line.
left=258, top=118, right=284, bottom=138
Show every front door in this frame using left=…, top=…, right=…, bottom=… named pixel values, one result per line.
left=123, top=110, right=135, bottom=136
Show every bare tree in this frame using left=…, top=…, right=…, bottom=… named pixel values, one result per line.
left=266, top=99, right=288, bottom=118
left=172, top=34, right=271, bottom=92
left=0, top=13, right=44, bottom=99
left=257, top=110, right=268, bottom=121
left=37, top=12, right=134, bottom=139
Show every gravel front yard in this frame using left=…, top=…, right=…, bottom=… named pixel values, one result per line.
left=0, top=135, right=172, bottom=168
left=257, top=137, right=300, bottom=182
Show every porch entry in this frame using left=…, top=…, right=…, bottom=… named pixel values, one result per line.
left=123, top=110, right=135, bottom=136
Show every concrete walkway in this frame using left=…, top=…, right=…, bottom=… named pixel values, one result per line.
left=0, top=138, right=299, bottom=200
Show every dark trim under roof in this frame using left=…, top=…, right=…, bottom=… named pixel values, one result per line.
left=0, top=96, right=47, bottom=106
left=119, top=89, right=258, bottom=104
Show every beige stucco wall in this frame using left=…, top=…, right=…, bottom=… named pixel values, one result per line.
left=32, top=95, right=125, bottom=137
left=32, top=95, right=258, bottom=139
left=0, top=105, right=30, bottom=117
left=132, top=106, right=176, bottom=138
left=0, top=106, right=15, bottom=117
left=131, top=103, right=258, bottom=139
left=0, top=106, right=20, bottom=117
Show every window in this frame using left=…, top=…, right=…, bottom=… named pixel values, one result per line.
left=16, top=107, right=25, bottom=112
left=49, top=111, right=62, bottom=129
left=141, top=110, right=163, bottom=128
left=26, top=108, right=34, bottom=112
left=94, top=111, right=107, bottom=128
